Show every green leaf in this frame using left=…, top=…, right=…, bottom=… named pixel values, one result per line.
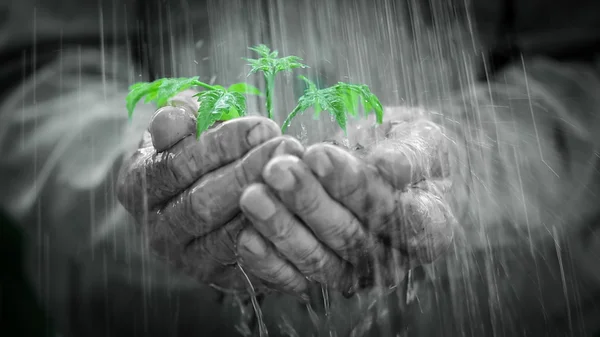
left=125, top=76, right=211, bottom=120
left=283, top=77, right=384, bottom=134
left=194, top=89, right=247, bottom=137
left=126, top=81, right=161, bottom=119
left=245, top=45, right=309, bottom=77
left=248, top=44, right=272, bottom=58
left=227, top=82, right=263, bottom=96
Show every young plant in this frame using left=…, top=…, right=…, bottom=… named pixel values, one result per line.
left=125, top=76, right=261, bottom=138
left=244, top=44, right=308, bottom=119
left=125, top=44, right=384, bottom=139
left=281, top=76, right=383, bottom=134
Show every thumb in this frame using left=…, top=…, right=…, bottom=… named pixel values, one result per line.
left=149, top=105, right=196, bottom=152
left=149, top=89, right=200, bottom=152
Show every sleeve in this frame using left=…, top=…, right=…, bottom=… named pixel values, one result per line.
left=405, top=56, right=600, bottom=336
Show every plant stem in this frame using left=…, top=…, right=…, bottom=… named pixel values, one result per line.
left=281, top=105, right=301, bottom=134
left=193, top=80, right=218, bottom=91
left=264, top=74, right=275, bottom=120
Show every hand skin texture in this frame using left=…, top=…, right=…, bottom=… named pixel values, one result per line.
left=238, top=109, right=456, bottom=299
left=117, top=91, right=456, bottom=300
left=117, top=92, right=305, bottom=293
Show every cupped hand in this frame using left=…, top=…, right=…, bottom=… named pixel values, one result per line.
left=237, top=111, right=456, bottom=298
left=116, top=94, right=305, bottom=292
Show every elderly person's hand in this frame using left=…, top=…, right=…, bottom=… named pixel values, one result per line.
left=116, top=91, right=305, bottom=294
left=236, top=107, right=456, bottom=298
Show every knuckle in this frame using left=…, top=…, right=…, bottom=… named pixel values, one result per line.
left=326, top=217, right=363, bottom=252
left=298, top=247, right=330, bottom=279
left=294, top=191, right=323, bottom=216
left=166, top=139, right=199, bottom=185
left=296, top=241, right=321, bottom=263
left=214, top=133, right=230, bottom=159
left=233, top=162, right=250, bottom=191
left=280, top=274, right=303, bottom=293
left=200, top=128, right=229, bottom=162
left=268, top=262, right=289, bottom=281
left=267, top=217, right=296, bottom=243
left=186, top=188, right=213, bottom=229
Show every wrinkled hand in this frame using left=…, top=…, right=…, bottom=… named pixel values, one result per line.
left=237, top=109, right=456, bottom=297
left=116, top=92, right=304, bottom=292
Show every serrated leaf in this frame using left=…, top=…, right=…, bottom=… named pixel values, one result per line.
left=313, top=102, right=322, bottom=120
left=126, top=81, right=162, bottom=119
left=333, top=107, right=347, bottom=132
left=227, top=82, right=263, bottom=96
left=248, top=44, right=271, bottom=58
left=154, top=77, right=202, bottom=107
left=338, top=88, right=359, bottom=118
left=284, top=78, right=384, bottom=134
left=299, top=75, right=318, bottom=92
left=125, top=76, right=208, bottom=120
left=274, top=56, right=307, bottom=73
left=246, top=45, right=308, bottom=77
left=194, top=89, right=247, bottom=137
left=220, top=106, right=241, bottom=120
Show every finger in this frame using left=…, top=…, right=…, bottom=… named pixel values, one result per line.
left=392, top=180, right=456, bottom=264
left=260, top=155, right=375, bottom=265
left=236, top=226, right=309, bottom=298
left=368, top=119, right=449, bottom=190
left=150, top=213, right=266, bottom=291
left=180, top=214, right=263, bottom=290
left=149, top=106, right=196, bottom=152
left=302, top=144, right=453, bottom=263
left=117, top=116, right=281, bottom=213
left=179, top=215, right=243, bottom=283
left=157, top=136, right=304, bottom=242
left=240, top=183, right=356, bottom=292
left=303, top=143, right=396, bottom=232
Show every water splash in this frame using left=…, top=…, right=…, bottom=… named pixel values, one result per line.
left=238, top=263, right=269, bottom=337
left=321, top=285, right=336, bottom=337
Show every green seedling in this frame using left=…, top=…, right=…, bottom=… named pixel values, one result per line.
left=125, top=44, right=384, bottom=138
left=244, top=44, right=308, bottom=120
left=281, top=76, right=383, bottom=134
left=125, top=77, right=261, bottom=137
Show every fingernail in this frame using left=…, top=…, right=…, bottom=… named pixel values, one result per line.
left=263, top=160, right=297, bottom=191
left=242, top=193, right=277, bottom=221
left=272, top=141, right=287, bottom=157
left=311, top=150, right=334, bottom=178
left=247, top=123, right=271, bottom=147
left=238, top=232, right=266, bottom=257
